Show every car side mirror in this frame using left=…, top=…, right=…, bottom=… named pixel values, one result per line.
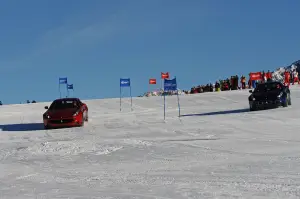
left=249, top=90, right=253, bottom=93
left=44, top=106, right=48, bottom=109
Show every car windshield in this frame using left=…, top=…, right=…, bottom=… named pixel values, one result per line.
left=49, top=100, right=79, bottom=110
left=255, top=82, right=282, bottom=92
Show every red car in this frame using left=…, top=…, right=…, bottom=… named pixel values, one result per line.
left=43, top=98, right=88, bottom=129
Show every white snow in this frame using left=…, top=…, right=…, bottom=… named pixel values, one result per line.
left=1, top=86, right=300, bottom=198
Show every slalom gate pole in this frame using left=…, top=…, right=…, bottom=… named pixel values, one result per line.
left=163, top=92, right=166, bottom=120
left=130, top=85, right=133, bottom=111
left=59, top=84, right=61, bottom=98
left=177, top=90, right=181, bottom=117
left=120, top=86, right=122, bottom=111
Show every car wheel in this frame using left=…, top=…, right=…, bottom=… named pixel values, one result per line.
left=249, top=103, right=256, bottom=111
left=288, top=94, right=292, bottom=105
left=282, top=96, right=288, bottom=107
left=85, top=111, right=88, bottom=122
left=80, top=114, right=85, bottom=127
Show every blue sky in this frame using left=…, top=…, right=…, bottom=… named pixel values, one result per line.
left=0, top=0, right=299, bottom=104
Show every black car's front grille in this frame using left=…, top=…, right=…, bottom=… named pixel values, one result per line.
left=257, top=100, right=277, bottom=105
left=50, top=119, right=74, bottom=124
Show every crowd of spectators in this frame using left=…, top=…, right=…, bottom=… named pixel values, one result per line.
left=0, top=100, right=37, bottom=105
left=140, top=74, right=250, bottom=97
left=141, top=70, right=290, bottom=97
left=190, top=75, right=246, bottom=94
left=188, top=69, right=300, bottom=95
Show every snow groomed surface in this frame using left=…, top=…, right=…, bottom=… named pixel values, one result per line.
left=1, top=86, right=300, bottom=198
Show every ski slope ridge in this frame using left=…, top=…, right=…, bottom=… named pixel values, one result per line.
left=1, top=86, right=300, bottom=198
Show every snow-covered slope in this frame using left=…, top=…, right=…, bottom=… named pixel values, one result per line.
left=1, top=86, right=300, bottom=198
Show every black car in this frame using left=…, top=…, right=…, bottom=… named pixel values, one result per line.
left=248, top=81, right=291, bottom=111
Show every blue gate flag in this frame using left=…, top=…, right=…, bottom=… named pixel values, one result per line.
left=120, top=78, right=130, bottom=87
left=67, top=84, right=73, bottom=90
left=119, top=78, right=132, bottom=111
left=163, top=77, right=180, bottom=120
left=59, top=77, right=68, bottom=98
left=59, top=77, right=67, bottom=84
left=164, top=78, right=177, bottom=91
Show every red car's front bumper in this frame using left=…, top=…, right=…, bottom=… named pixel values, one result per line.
left=43, top=115, right=82, bottom=129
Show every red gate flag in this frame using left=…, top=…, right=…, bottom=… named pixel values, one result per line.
left=161, top=72, right=169, bottom=79
left=149, top=78, right=156, bottom=84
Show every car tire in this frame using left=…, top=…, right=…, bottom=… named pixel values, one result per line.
left=288, top=94, right=292, bottom=105
left=80, top=113, right=85, bottom=127
left=249, top=104, right=256, bottom=111
left=85, top=111, right=88, bottom=122
left=282, top=96, right=288, bottom=107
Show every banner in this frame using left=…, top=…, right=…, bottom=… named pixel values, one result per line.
left=249, top=72, right=262, bottom=81
left=59, top=77, right=68, bottom=98
left=59, top=77, right=67, bottom=84
left=67, top=84, right=74, bottom=97
left=67, top=84, right=73, bottom=89
left=163, top=77, right=181, bottom=120
left=164, top=78, right=177, bottom=91
left=120, top=78, right=132, bottom=111
left=120, top=78, right=130, bottom=87
left=161, top=72, right=169, bottom=79
left=149, top=78, right=156, bottom=84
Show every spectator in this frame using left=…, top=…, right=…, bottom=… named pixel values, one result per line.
left=241, top=75, right=246, bottom=89
left=215, top=81, right=220, bottom=91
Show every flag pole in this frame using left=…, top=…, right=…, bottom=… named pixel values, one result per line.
left=130, top=84, right=133, bottom=111
left=59, top=83, right=61, bottom=98
left=160, top=73, right=163, bottom=94
left=120, top=85, right=122, bottom=111
left=177, top=90, right=181, bottom=117
left=174, top=76, right=181, bottom=117
left=163, top=91, right=166, bottom=120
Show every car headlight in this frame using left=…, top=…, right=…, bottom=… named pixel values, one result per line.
left=43, top=114, right=50, bottom=119
left=73, top=111, right=79, bottom=116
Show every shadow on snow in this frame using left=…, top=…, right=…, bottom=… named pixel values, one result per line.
left=0, top=123, right=45, bottom=131
left=181, top=108, right=250, bottom=117
left=0, top=123, right=79, bottom=131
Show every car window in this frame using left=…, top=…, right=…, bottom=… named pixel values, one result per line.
left=49, top=100, right=79, bottom=110
left=255, top=82, right=282, bottom=92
